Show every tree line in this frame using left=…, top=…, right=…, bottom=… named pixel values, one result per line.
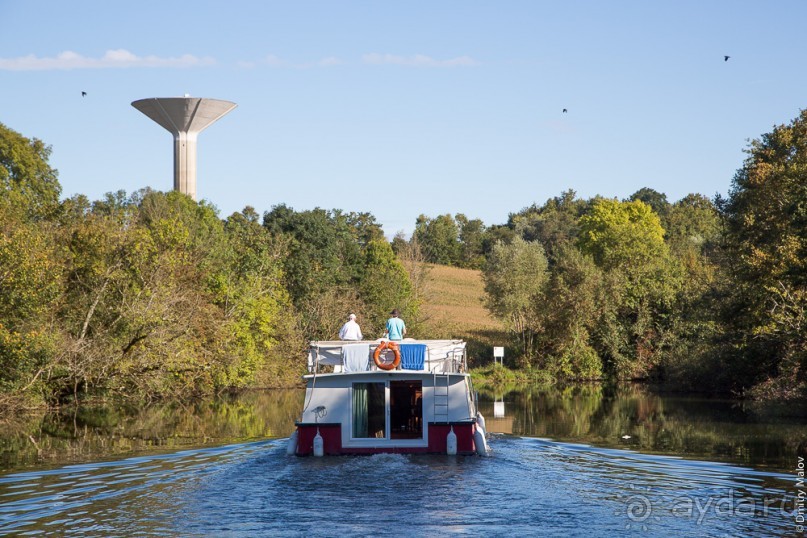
left=0, top=122, right=419, bottom=407
left=401, top=113, right=807, bottom=406
left=2, top=109, right=806, bottom=407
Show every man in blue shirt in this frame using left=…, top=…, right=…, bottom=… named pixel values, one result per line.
left=384, top=309, right=407, bottom=341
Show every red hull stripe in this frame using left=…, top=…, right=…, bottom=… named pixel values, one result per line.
left=294, top=422, right=478, bottom=456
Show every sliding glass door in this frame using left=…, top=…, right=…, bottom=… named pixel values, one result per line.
left=390, top=381, right=423, bottom=439
left=352, top=382, right=386, bottom=438
left=352, top=381, right=424, bottom=440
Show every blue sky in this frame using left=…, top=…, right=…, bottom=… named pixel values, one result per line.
left=2, top=1, right=806, bottom=237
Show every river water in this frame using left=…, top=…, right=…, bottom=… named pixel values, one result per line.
left=0, top=385, right=804, bottom=536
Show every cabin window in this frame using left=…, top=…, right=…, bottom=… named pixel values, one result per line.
left=352, top=383, right=386, bottom=438
left=390, top=380, right=423, bottom=439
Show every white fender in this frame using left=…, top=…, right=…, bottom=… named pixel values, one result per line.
left=474, top=423, right=489, bottom=456
left=286, top=430, right=298, bottom=455
left=446, top=426, right=458, bottom=455
left=313, top=428, right=324, bottom=457
left=476, top=412, right=486, bottom=432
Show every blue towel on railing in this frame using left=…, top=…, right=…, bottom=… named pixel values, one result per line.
left=399, top=344, right=426, bottom=370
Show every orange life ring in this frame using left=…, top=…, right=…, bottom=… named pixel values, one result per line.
left=373, top=341, right=401, bottom=370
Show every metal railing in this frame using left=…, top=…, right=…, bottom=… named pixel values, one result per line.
left=306, top=339, right=468, bottom=374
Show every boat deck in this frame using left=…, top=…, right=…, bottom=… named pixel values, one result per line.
left=306, top=339, right=467, bottom=374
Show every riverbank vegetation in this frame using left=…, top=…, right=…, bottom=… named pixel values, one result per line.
left=0, top=121, right=417, bottom=407
left=1, top=109, right=805, bottom=410
left=404, top=111, right=807, bottom=410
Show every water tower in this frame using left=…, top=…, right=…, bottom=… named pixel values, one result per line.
left=132, top=97, right=237, bottom=201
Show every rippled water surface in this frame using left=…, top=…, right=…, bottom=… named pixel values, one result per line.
left=0, top=385, right=804, bottom=536
left=0, top=437, right=799, bottom=536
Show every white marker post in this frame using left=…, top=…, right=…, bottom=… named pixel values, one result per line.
left=493, top=346, right=504, bottom=367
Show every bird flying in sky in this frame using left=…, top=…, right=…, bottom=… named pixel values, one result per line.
left=562, top=108, right=568, bottom=113
left=81, top=91, right=87, bottom=97
left=724, top=55, right=730, bottom=62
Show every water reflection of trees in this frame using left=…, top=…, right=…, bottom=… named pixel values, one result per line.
left=479, top=383, right=805, bottom=470
left=2, top=385, right=803, bottom=473
left=0, top=390, right=304, bottom=472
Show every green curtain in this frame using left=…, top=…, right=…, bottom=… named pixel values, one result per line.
left=352, top=383, right=368, bottom=438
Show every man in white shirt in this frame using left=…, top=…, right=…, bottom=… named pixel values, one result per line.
left=338, top=313, right=363, bottom=341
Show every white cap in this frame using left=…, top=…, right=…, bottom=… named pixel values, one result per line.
left=349, top=313, right=356, bottom=320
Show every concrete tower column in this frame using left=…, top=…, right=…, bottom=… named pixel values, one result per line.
left=132, top=97, right=237, bottom=201
left=174, top=130, right=199, bottom=199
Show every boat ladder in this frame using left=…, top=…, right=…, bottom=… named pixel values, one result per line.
left=433, top=373, right=450, bottom=423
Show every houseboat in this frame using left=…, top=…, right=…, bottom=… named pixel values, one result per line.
left=288, top=339, right=489, bottom=456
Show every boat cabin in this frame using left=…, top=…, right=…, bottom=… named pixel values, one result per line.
left=290, top=339, right=488, bottom=456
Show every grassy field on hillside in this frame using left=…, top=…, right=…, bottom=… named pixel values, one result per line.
left=418, top=264, right=509, bottom=367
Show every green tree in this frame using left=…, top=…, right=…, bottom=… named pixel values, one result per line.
left=61, top=191, right=227, bottom=398
left=218, top=207, right=296, bottom=388
left=262, top=204, right=403, bottom=341
left=263, top=205, right=367, bottom=306
left=655, top=194, right=725, bottom=391
left=481, top=223, right=516, bottom=258
left=54, top=190, right=287, bottom=400
left=578, top=199, right=667, bottom=274
left=0, top=124, right=63, bottom=396
left=509, top=190, right=588, bottom=261
left=56, top=195, right=134, bottom=399
left=665, top=194, right=720, bottom=256
left=344, top=211, right=385, bottom=247
left=537, top=246, right=605, bottom=380
left=0, top=208, right=62, bottom=392
left=359, top=239, right=418, bottom=335
left=455, top=213, right=486, bottom=269
left=0, top=123, right=61, bottom=220
left=483, top=237, right=549, bottom=366
left=391, top=231, right=409, bottom=257
left=720, top=110, right=807, bottom=401
left=413, top=214, right=461, bottom=266
left=578, top=199, right=679, bottom=378
left=628, top=187, right=670, bottom=223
